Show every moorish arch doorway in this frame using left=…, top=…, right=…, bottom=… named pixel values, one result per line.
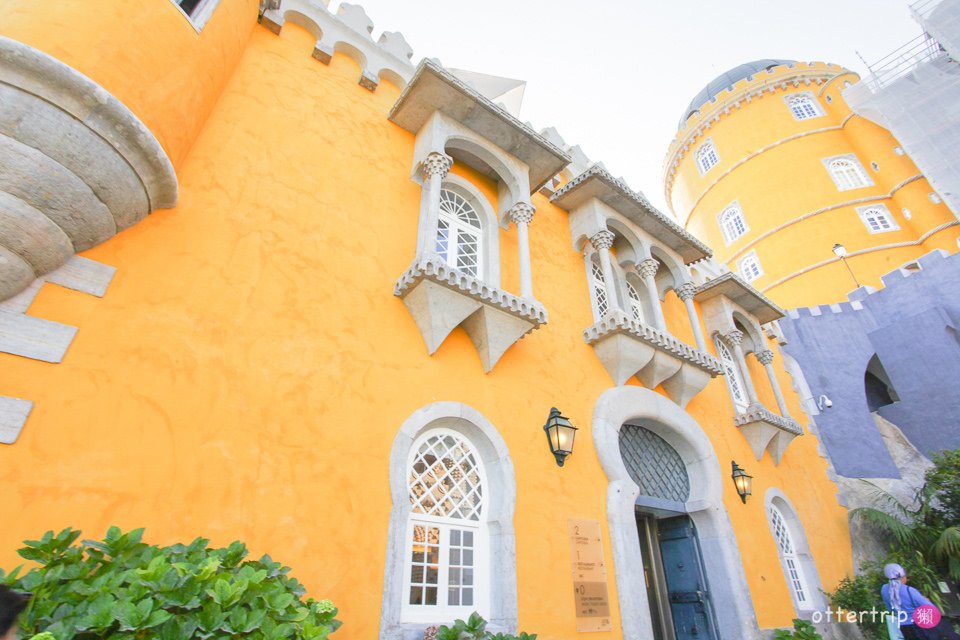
left=593, top=387, right=761, bottom=640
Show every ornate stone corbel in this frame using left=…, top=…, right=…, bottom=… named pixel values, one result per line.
left=421, top=152, right=453, bottom=180
left=675, top=282, right=697, bottom=301
left=507, top=202, right=535, bottom=225
left=589, top=229, right=615, bottom=251
left=636, top=258, right=660, bottom=280
left=755, top=349, right=775, bottom=366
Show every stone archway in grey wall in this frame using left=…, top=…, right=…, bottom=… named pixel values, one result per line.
left=592, top=386, right=761, bottom=640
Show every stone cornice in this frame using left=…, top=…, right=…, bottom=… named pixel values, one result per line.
left=583, top=310, right=723, bottom=377
left=734, top=404, right=803, bottom=436
left=389, top=60, right=571, bottom=193
left=694, top=272, right=784, bottom=324
left=394, top=255, right=547, bottom=325
left=551, top=165, right=712, bottom=265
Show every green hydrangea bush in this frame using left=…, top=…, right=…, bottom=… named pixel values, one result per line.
left=0, top=527, right=341, bottom=640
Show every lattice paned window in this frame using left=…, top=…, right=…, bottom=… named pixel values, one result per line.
left=626, top=279, right=645, bottom=324
left=715, top=337, right=749, bottom=412
left=738, top=251, right=763, bottom=283
left=436, top=189, right=483, bottom=278
left=825, top=156, right=872, bottom=191
left=405, top=431, right=485, bottom=617
left=696, top=140, right=720, bottom=175
left=769, top=505, right=811, bottom=609
left=857, top=205, right=899, bottom=234
left=785, top=93, right=823, bottom=120
left=718, top=204, right=748, bottom=244
left=619, top=425, right=690, bottom=502
left=590, top=259, right=610, bottom=317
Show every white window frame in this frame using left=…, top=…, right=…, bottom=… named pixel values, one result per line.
left=714, top=336, right=749, bottom=413
left=738, top=251, right=763, bottom=283
left=625, top=277, right=646, bottom=324
left=769, top=504, right=813, bottom=611
left=436, top=188, right=484, bottom=279
left=823, top=154, right=873, bottom=192
left=588, top=255, right=610, bottom=320
left=717, top=202, right=749, bottom=245
left=695, top=140, right=720, bottom=175
left=783, top=92, right=824, bottom=121
left=856, top=204, right=899, bottom=234
left=170, top=0, right=221, bottom=31
left=402, top=428, right=489, bottom=624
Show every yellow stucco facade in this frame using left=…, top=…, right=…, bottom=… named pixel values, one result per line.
left=666, top=61, right=959, bottom=308
left=0, top=3, right=860, bottom=638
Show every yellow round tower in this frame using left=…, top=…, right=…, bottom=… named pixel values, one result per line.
left=664, top=60, right=959, bottom=307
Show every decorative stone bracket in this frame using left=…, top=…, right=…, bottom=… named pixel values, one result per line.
left=394, top=256, right=547, bottom=372
left=734, top=403, right=803, bottom=464
left=583, top=310, right=723, bottom=408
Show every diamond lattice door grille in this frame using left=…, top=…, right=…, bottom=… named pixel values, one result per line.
left=619, top=425, right=690, bottom=502
left=408, top=433, right=484, bottom=521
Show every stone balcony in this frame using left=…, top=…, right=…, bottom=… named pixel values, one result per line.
left=734, top=403, right=804, bottom=464
left=395, top=256, right=547, bottom=372
left=583, top=310, right=723, bottom=408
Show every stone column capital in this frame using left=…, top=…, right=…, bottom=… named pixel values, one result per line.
left=756, top=349, right=775, bottom=365
left=589, top=229, right=615, bottom=251
left=421, top=152, right=453, bottom=179
left=508, top=202, right=535, bottom=225
left=721, top=329, right=744, bottom=347
left=636, top=258, right=660, bottom=279
left=675, top=282, right=697, bottom=301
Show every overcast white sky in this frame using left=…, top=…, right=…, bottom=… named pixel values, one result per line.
left=330, top=1, right=925, bottom=212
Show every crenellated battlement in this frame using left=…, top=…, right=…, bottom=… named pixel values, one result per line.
left=663, top=61, right=856, bottom=206
left=259, top=0, right=416, bottom=92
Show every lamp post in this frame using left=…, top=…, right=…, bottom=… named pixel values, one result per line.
left=731, top=461, right=753, bottom=504
left=543, top=407, right=578, bottom=467
left=832, top=243, right=861, bottom=288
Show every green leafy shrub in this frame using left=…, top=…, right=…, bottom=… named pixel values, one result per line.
left=0, top=527, right=341, bottom=640
left=772, top=619, right=823, bottom=640
left=825, top=571, right=886, bottom=640
left=435, top=612, right=536, bottom=640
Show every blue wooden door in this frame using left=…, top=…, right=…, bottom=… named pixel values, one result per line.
left=658, top=516, right=719, bottom=640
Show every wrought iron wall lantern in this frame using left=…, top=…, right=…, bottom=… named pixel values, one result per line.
left=731, top=461, right=753, bottom=503
left=544, top=407, right=578, bottom=467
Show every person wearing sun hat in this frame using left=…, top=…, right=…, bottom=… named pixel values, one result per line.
left=882, top=563, right=960, bottom=639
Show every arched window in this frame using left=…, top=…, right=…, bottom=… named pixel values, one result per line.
left=696, top=141, right=720, bottom=175
left=715, top=337, right=749, bottom=412
left=738, top=251, right=763, bottom=283
left=625, top=278, right=645, bottom=324
left=404, top=430, right=486, bottom=620
left=785, top=93, right=822, bottom=120
left=826, top=156, right=871, bottom=191
left=436, top=189, right=483, bottom=277
left=857, top=205, right=898, bottom=234
left=768, top=504, right=812, bottom=609
left=718, top=204, right=748, bottom=244
left=590, top=258, right=610, bottom=317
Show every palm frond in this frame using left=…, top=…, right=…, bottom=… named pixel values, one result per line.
left=850, top=507, right=916, bottom=545
left=932, top=526, right=960, bottom=560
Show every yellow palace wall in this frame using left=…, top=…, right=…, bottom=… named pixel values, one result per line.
left=1, top=4, right=853, bottom=637
left=667, top=63, right=959, bottom=308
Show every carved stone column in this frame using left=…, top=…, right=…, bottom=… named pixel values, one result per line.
left=756, top=349, right=791, bottom=418
left=676, top=282, right=707, bottom=352
left=589, top=230, right=620, bottom=311
left=418, top=152, right=453, bottom=257
left=637, top=258, right=667, bottom=331
left=722, top=330, right=760, bottom=405
left=509, top=202, right=535, bottom=299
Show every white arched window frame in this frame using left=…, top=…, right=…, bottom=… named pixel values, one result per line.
left=856, top=204, right=899, bottom=234
left=403, top=428, right=488, bottom=623
left=824, top=155, right=872, bottom=192
left=588, top=255, right=611, bottom=319
left=714, top=336, right=749, bottom=413
left=768, top=503, right=813, bottom=611
left=738, top=251, right=763, bottom=283
left=625, top=277, right=646, bottom=324
left=718, top=203, right=749, bottom=245
left=696, top=140, right=720, bottom=175
left=436, top=189, right=484, bottom=278
left=784, top=93, right=823, bottom=120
